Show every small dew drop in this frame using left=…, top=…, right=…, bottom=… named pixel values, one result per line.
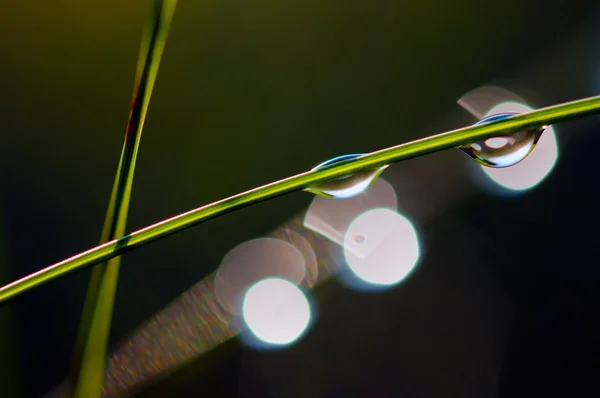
left=305, top=154, right=389, bottom=199
left=459, top=113, right=548, bottom=168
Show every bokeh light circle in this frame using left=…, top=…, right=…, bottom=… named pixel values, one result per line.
left=304, top=178, right=398, bottom=248
left=242, top=278, right=311, bottom=346
left=273, top=228, right=319, bottom=287
left=214, top=238, right=306, bottom=315
left=342, top=208, right=420, bottom=288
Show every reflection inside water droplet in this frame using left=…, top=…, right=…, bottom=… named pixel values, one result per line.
left=459, top=113, right=548, bottom=168
left=485, top=137, right=510, bottom=149
left=305, top=154, right=389, bottom=199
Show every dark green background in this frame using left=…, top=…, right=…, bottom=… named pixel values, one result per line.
left=1, top=1, right=599, bottom=396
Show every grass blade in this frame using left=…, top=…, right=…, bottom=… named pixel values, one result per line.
left=0, top=95, right=599, bottom=305
left=67, top=1, right=177, bottom=397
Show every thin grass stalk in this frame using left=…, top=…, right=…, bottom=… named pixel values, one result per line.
left=0, top=95, right=599, bottom=306
left=67, top=2, right=177, bottom=397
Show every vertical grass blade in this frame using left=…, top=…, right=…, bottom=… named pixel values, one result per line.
left=67, top=2, right=177, bottom=397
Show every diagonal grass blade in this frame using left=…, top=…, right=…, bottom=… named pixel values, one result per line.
left=0, top=96, right=599, bottom=306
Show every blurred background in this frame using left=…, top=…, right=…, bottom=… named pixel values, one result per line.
left=1, top=0, right=600, bottom=397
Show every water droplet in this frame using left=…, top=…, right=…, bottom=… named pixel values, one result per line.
left=459, top=113, right=548, bottom=168
left=305, top=154, right=388, bottom=199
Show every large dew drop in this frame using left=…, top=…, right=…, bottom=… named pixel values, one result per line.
left=305, top=154, right=388, bottom=199
left=459, top=113, right=548, bottom=168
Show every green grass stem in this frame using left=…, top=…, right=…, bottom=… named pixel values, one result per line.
left=0, top=95, right=599, bottom=307
left=67, top=2, right=177, bottom=397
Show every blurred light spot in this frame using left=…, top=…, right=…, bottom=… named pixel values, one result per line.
left=480, top=102, right=558, bottom=191
left=277, top=228, right=319, bottom=287
left=242, top=278, right=311, bottom=346
left=215, top=238, right=306, bottom=315
left=457, top=86, right=526, bottom=119
left=342, top=208, right=420, bottom=288
left=304, top=178, right=397, bottom=253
